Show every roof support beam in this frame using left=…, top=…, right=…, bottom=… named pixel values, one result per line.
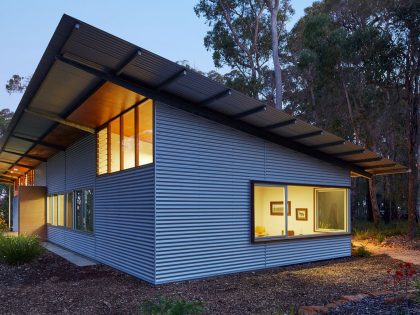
left=311, top=140, right=346, bottom=149
left=370, top=168, right=408, bottom=175
left=334, top=149, right=365, bottom=157
left=0, top=160, right=33, bottom=169
left=12, top=134, right=65, bottom=151
left=363, top=163, right=397, bottom=169
left=156, top=69, right=187, bottom=91
left=263, top=119, right=296, bottom=130
left=351, top=157, right=383, bottom=163
left=3, top=150, right=47, bottom=162
left=56, top=54, right=373, bottom=178
left=197, top=89, right=232, bottom=107
left=116, top=50, right=142, bottom=76
left=232, top=105, right=266, bottom=120
left=288, top=130, right=323, bottom=141
left=24, top=108, right=95, bottom=134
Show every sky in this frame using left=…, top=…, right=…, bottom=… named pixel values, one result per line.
left=0, top=0, right=315, bottom=111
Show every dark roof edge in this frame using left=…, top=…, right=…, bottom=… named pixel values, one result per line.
left=0, top=14, right=78, bottom=152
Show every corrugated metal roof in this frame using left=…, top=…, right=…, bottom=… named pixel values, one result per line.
left=0, top=14, right=407, bottom=182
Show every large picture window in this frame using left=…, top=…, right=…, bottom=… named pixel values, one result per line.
left=97, top=99, right=153, bottom=175
left=252, top=181, right=348, bottom=242
left=47, top=189, right=93, bottom=233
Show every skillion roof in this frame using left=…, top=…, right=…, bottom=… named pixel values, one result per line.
left=0, top=14, right=407, bottom=183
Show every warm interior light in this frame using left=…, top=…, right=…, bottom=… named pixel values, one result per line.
left=13, top=168, right=18, bottom=171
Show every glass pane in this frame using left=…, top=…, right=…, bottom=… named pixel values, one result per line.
left=84, top=189, right=94, bottom=232
left=315, top=188, right=347, bottom=232
left=109, top=118, right=121, bottom=173
left=97, top=128, right=108, bottom=175
left=254, top=184, right=286, bottom=238
left=53, top=195, right=58, bottom=226
left=57, top=194, right=65, bottom=226
left=66, top=192, right=73, bottom=228
left=122, top=109, right=135, bottom=170
left=47, top=195, right=53, bottom=224
left=74, top=190, right=83, bottom=230
left=137, top=100, right=153, bottom=166
left=287, top=185, right=314, bottom=236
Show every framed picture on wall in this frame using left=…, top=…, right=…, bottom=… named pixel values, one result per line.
left=270, top=201, right=291, bottom=216
left=296, top=208, right=308, bottom=221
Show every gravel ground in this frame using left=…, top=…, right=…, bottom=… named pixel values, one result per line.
left=327, top=295, right=420, bottom=314
left=0, top=252, right=417, bottom=314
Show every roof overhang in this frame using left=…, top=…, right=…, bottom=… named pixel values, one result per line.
left=0, top=14, right=407, bottom=182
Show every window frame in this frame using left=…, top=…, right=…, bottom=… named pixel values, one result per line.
left=250, top=180, right=350, bottom=244
left=46, top=188, right=94, bottom=234
left=96, top=99, right=155, bottom=176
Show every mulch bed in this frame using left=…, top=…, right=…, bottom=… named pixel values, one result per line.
left=0, top=252, right=417, bottom=314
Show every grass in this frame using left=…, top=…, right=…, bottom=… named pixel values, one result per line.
left=0, top=234, right=43, bottom=265
left=352, top=220, right=412, bottom=241
left=352, top=245, right=372, bottom=257
left=139, top=297, right=204, bottom=315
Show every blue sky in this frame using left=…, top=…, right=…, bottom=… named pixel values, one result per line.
left=0, top=0, right=314, bottom=111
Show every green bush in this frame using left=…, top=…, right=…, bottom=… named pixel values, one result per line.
left=139, top=297, right=204, bottom=315
left=353, top=246, right=372, bottom=257
left=0, top=234, right=43, bottom=265
left=0, top=214, right=8, bottom=233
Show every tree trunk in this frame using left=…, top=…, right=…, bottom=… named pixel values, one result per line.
left=368, top=177, right=381, bottom=227
left=268, top=0, right=282, bottom=110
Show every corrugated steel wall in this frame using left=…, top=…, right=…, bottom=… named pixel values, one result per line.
left=43, top=134, right=156, bottom=282
left=34, top=162, right=46, bottom=186
left=95, top=166, right=155, bottom=283
left=155, top=103, right=351, bottom=284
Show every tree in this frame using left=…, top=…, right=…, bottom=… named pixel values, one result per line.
left=5, top=74, right=30, bottom=94
left=194, top=0, right=292, bottom=106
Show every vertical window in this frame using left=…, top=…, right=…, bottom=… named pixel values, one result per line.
left=315, top=188, right=347, bottom=232
left=53, top=194, right=58, bottom=225
left=57, top=194, right=65, bottom=226
left=137, top=100, right=154, bottom=166
left=253, top=184, right=287, bottom=238
left=122, top=109, right=135, bottom=169
left=74, top=189, right=94, bottom=232
left=66, top=192, right=73, bottom=229
left=47, top=195, right=53, bottom=224
left=109, top=119, right=120, bottom=173
left=97, top=128, right=108, bottom=175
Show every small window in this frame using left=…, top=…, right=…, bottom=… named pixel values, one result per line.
left=74, top=189, right=94, bottom=232
left=315, top=188, right=347, bottom=232
left=57, top=194, right=65, bottom=226
left=66, top=192, right=73, bottom=229
left=97, top=128, right=108, bottom=175
left=137, top=100, right=154, bottom=166
left=47, top=195, right=53, bottom=224
left=122, top=109, right=135, bottom=170
left=109, top=119, right=121, bottom=173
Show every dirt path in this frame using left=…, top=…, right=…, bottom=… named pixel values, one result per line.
left=353, top=241, right=420, bottom=265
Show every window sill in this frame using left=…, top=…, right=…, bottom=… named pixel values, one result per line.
left=47, top=224, right=94, bottom=236
left=252, top=232, right=350, bottom=243
left=96, top=162, right=154, bottom=177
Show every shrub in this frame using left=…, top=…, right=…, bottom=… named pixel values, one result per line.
left=386, top=262, right=417, bottom=305
left=353, top=246, right=371, bottom=257
left=0, top=214, right=8, bottom=233
left=0, top=234, right=43, bottom=265
left=139, top=297, right=204, bottom=315
left=376, top=233, right=385, bottom=243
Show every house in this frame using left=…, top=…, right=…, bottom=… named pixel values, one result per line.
left=0, top=15, right=406, bottom=284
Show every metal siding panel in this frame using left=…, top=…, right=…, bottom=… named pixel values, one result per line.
left=44, top=133, right=156, bottom=283
left=95, top=165, right=155, bottom=283
left=47, top=226, right=95, bottom=258
left=35, top=162, right=47, bottom=186
left=66, top=134, right=96, bottom=189
left=46, top=151, right=65, bottom=193
left=155, top=103, right=351, bottom=284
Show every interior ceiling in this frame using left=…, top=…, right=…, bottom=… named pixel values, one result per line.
left=0, top=14, right=407, bottom=184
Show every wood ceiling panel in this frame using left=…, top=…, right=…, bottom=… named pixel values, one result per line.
left=19, top=157, right=41, bottom=168
left=28, top=145, right=59, bottom=159
left=43, top=125, right=86, bottom=148
left=67, top=82, right=146, bottom=128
